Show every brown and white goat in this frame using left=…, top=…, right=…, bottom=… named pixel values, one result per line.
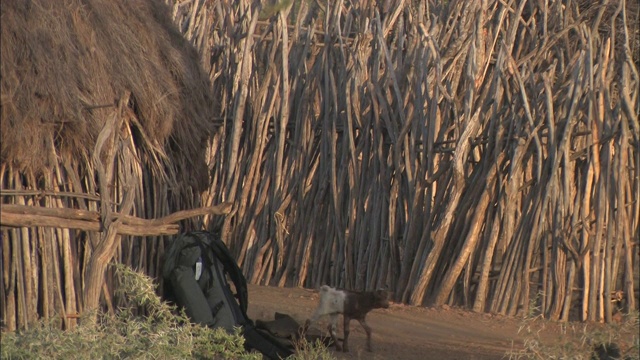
left=304, top=285, right=390, bottom=352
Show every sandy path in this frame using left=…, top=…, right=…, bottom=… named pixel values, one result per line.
left=247, top=284, right=526, bottom=360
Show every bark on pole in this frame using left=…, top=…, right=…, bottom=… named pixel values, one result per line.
left=410, top=109, right=482, bottom=305
left=434, top=160, right=499, bottom=306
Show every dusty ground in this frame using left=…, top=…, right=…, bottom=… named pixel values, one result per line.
left=247, top=284, right=527, bottom=360
left=247, top=285, right=639, bottom=360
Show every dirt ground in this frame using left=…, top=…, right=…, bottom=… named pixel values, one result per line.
left=247, top=284, right=528, bottom=360
left=247, top=285, right=639, bottom=360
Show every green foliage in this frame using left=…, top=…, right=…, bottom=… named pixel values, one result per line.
left=507, top=310, right=640, bottom=360
left=288, top=338, right=335, bottom=360
left=1, top=264, right=261, bottom=360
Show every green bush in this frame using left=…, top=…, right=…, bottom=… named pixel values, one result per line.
left=0, top=264, right=338, bottom=359
left=288, top=338, right=336, bottom=360
left=1, top=264, right=261, bottom=360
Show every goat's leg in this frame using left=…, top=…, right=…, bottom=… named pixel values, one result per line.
left=342, top=315, right=352, bottom=352
left=358, top=318, right=373, bottom=352
left=328, top=313, right=342, bottom=351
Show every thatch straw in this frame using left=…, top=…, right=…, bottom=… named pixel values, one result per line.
left=1, top=0, right=215, bottom=188
left=1, top=0, right=220, bottom=331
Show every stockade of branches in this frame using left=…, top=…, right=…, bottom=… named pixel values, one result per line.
left=1, top=0, right=638, bottom=332
left=175, top=0, right=639, bottom=323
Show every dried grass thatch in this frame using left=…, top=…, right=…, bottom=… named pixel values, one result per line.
left=1, top=0, right=219, bottom=331
left=1, top=0, right=215, bottom=188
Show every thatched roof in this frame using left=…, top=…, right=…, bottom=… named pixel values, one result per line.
left=1, top=0, right=215, bottom=189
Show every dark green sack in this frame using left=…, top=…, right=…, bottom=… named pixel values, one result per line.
left=162, top=231, right=293, bottom=359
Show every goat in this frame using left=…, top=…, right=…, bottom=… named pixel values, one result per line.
left=304, top=285, right=390, bottom=352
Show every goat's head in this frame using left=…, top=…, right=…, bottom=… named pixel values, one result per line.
left=372, top=290, right=391, bottom=309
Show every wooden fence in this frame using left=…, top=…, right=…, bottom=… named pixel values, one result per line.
left=174, top=0, right=639, bottom=322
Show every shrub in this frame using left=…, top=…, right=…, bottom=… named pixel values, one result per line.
left=1, top=264, right=261, bottom=360
left=507, top=310, right=639, bottom=360
left=289, top=338, right=336, bottom=360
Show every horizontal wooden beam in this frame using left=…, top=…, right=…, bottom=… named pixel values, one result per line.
left=0, top=202, right=233, bottom=236
left=2, top=204, right=100, bottom=222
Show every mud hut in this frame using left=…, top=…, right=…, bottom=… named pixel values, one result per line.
left=1, top=0, right=225, bottom=330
